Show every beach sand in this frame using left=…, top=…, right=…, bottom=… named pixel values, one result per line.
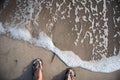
left=0, top=0, right=120, bottom=80
left=0, top=35, right=120, bottom=80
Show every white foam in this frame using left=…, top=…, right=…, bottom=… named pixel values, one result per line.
left=87, top=53, right=120, bottom=72
left=0, top=24, right=120, bottom=73
left=72, top=0, right=76, bottom=6
left=113, top=16, right=118, bottom=28
left=74, top=25, right=83, bottom=46
left=102, top=0, right=108, bottom=52
left=35, top=32, right=120, bottom=73
left=61, top=16, right=66, bottom=20
left=7, top=27, right=31, bottom=41
left=0, top=0, right=120, bottom=73
left=28, top=31, right=120, bottom=72
left=89, top=0, right=98, bottom=13
left=113, top=47, right=117, bottom=55
left=82, top=16, right=87, bottom=22
left=116, top=17, right=120, bottom=23
left=75, top=16, right=80, bottom=23
left=96, top=0, right=102, bottom=4
left=34, top=32, right=55, bottom=51
left=74, top=5, right=82, bottom=23
left=67, top=3, right=72, bottom=18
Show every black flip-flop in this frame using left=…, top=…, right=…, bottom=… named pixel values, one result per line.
left=65, top=68, right=76, bottom=80
left=32, top=58, right=43, bottom=80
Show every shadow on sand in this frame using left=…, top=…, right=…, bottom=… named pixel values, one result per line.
left=13, top=62, right=33, bottom=80
left=13, top=61, right=67, bottom=80
left=52, top=69, right=66, bottom=80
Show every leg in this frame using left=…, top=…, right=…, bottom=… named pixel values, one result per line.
left=33, top=58, right=43, bottom=80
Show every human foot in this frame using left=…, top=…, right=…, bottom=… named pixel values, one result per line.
left=65, top=68, right=76, bottom=80
left=32, top=58, right=43, bottom=80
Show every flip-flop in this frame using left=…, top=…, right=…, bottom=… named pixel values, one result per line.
left=65, top=68, right=76, bottom=80
left=32, top=58, right=43, bottom=80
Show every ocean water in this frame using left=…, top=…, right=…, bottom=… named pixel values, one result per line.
left=0, top=0, right=120, bottom=73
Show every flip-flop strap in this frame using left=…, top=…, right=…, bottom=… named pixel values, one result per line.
left=65, top=68, right=76, bottom=80
left=33, top=61, right=40, bottom=71
left=33, top=58, right=42, bottom=73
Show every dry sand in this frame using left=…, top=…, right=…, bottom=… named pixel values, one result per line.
left=0, top=35, right=120, bottom=80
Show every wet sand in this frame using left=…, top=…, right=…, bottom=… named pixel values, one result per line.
left=0, top=0, right=119, bottom=61
left=0, top=0, right=120, bottom=80
left=0, top=35, right=120, bottom=80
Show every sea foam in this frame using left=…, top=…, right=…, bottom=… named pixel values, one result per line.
left=0, top=0, right=120, bottom=73
left=0, top=25, right=120, bottom=73
left=7, top=27, right=31, bottom=41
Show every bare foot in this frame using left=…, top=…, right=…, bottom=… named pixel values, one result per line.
left=33, top=58, right=43, bottom=80
left=65, top=68, right=76, bottom=80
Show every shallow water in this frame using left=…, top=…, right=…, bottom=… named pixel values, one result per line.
left=0, top=0, right=120, bottom=72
